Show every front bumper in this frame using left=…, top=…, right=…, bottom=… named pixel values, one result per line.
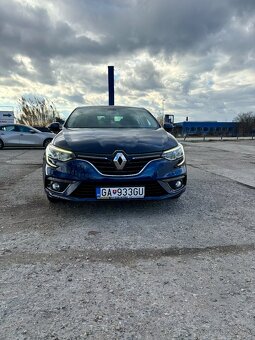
left=43, top=158, right=187, bottom=201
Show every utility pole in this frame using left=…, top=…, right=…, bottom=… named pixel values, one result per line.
left=108, top=66, right=114, bottom=106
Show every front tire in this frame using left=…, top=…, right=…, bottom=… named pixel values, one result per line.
left=0, top=139, right=4, bottom=149
left=43, top=138, right=52, bottom=148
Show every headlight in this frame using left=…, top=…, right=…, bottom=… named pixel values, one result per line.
left=46, top=144, right=75, bottom=168
left=162, top=144, right=185, bottom=161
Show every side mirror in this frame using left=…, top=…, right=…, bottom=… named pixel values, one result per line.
left=163, top=123, right=174, bottom=132
left=30, top=130, right=36, bottom=134
left=48, top=122, right=62, bottom=134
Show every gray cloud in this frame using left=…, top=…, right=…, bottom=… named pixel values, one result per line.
left=56, top=0, right=255, bottom=56
left=0, top=0, right=254, bottom=120
left=1, top=0, right=254, bottom=63
left=121, top=60, right=163, bottom=91
left=0, top=78, right=22, bottom=86
left=64, top=93, right=85, bottom=104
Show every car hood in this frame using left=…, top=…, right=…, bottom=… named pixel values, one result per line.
left=41, top=132, right=55, bottom=137
left=53, top=128, right=178, bottom=154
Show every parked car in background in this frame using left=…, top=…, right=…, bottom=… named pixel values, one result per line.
left=33, top=126, right=52, bottom=133
left=43, top=106, right=186, bottom=202
left=0, top=124, right=55, bottom=149
left=32, top=122, right=63, bottom=134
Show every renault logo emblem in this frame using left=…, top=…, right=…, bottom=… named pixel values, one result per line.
left=113, top=152, right=127, bottom=170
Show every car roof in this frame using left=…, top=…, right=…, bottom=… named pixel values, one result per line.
left=73, top=105, right=147, bottom=110
left=0, top=123, right=26, bottom=126
left=0, top=123, right=40, bottom=130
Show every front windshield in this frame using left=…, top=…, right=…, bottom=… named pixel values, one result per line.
left=65, top=107, right=160, bottom=129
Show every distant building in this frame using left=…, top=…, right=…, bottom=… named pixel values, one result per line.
left=174, top=121, right=238, bottom=137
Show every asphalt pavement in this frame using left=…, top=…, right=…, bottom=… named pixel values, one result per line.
left=0, top=141, right=255, bottom=339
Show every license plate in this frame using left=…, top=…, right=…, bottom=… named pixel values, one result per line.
left=96, top=186, right=145, bottom=199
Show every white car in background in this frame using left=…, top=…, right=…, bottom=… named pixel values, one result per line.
left=0, top=124, right=55, bottom=149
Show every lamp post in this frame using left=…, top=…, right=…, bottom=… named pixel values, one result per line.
left=162, top=99, right=166, bottom=124
left=162, top=99, right=165, bottom=116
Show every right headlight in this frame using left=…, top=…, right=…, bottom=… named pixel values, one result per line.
left=46, top=144, right=75, bottom=168
left=162, top=143, right=185, bottom=162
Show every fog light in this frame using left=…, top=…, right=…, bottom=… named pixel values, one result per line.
left=52, top=182, right=61, bottom=191
left=175, top=180, right=182, bottom=188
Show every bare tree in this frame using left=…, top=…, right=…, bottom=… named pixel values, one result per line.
left=233, top=112, right=255, bottom=136
left=17, top=95, right=59, bottom=126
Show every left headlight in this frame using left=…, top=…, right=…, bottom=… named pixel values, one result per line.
left=46, top=144, right=75, bottom=168
left=162, top=143, right=185, bottom=161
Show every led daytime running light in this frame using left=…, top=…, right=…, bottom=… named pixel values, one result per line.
left=46, top=144, right=74, bottom=168
left=162, top=144, right=185, bottom=161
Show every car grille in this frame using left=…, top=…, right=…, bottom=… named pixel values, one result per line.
left=76, top=152, right=162, bottom=175
left=70, top=180, right=167, bottom=198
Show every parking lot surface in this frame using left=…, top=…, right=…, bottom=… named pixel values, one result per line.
left=1, top=141, right=255, bottom=339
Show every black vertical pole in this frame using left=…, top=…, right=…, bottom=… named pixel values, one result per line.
left=108, top=66, right=114, bottom=106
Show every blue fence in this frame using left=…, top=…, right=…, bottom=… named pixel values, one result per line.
left=174, top=121, right=238, bottom=137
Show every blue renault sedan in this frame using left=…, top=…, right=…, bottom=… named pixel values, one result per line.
left=43, top=106, right=187, bottom=202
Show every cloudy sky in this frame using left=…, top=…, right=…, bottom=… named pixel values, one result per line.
left=0, top=0, right=254, bottom=121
